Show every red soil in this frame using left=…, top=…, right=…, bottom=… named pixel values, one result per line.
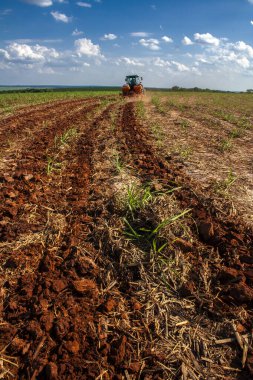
left=0, top=97, right=253, bottom=379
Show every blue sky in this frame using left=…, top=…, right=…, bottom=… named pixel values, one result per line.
left=1, top=0, right=253, bottom=90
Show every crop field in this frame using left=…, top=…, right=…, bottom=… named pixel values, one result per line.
left=0, top=90, right=252, bottom=379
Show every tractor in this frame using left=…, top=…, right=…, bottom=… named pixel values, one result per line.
left=122, top=75, right=144, bottom=96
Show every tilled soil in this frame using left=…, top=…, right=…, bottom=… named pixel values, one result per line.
left=1, top=98, right=115, bottom=379
left=147, top=98, right=253, bottom=226
left=120, top=102, right=253, bottom=310
left=1, top=95, right=253, bottom=379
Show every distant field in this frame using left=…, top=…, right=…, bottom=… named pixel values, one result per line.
left=0, top=88, right=119, bottom=115
left=150, top=90, right=253, bottom=116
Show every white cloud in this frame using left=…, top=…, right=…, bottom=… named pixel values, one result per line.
left=0, top=49, right=10, bottom=60
left=22, top=0, right=53, bottom=6
left=102, top=33, right=117, bottom=40
left=9, top=43, right=45, bottom=61
left=153, top=57, right=171, bottom=67
left=75, top=38, right=102, bottom=57
left=72, top=28, right=83, bottom=36
left=162, top=36, right=173, bottom=43
left=0, top=42, right=59, bottom=62
left=236, top=56, right=250, bottom=68
left=194, top=32, right=220, bottom=46
left=76, top=1, right=92, bottom=7
left=5, top=38, right=62, bottom=44
left=139, top=38, right=160, bottom=50
left=232, top=40, right=253, bottom=57
left=193, top=36, right=253, bottom=72
left=248, top=0, right=253, bottom=4
left=171, top=61, right=190, bottom=72
left=51, top=11, right=72, bottom=23
left=130, top=32, right=151, bottom=37
left=251, top=20, right=253, bottom=25
left=116, top=57, right=144, bottom=66
left=182, top=36, right=194, bottom=46
left=196, top=56, right=209, bottom=64
left=153, top=57, right=190, bottom=72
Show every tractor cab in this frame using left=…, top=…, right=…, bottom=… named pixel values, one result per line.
left=125, top=75, right=143, bottom=89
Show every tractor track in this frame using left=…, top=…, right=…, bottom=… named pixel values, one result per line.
left=119, top=102, right=253, bottom=316
left=0, top=97, right=101, bottom=151
left=0, top=100, right=102, bottom=244
left=0, top=100, right=122, bottom=379
left=0, top=95, right=117, bottom=124
left=82, top=100, right=253, bottom=379
left=0, top=98, right=102, bottom=177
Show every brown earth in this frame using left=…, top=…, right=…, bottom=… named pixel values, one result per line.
left=0, top=95, right=253, bottom=379
left=120, top=102, right=253, bottom=308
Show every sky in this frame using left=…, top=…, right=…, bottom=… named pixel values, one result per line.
left=1, top=0, right=253, bottom=90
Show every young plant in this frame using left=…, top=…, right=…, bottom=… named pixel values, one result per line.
left=55, top=128, right=77, bottom=147
left=179, top=119, right=190, bottom=129
left=150, top=122, right=165, bottom=144
left=237, top=116, right=252, bottom=130
left=114, top=153, right=124, bottom=173
left=179, top=147, right=192, bottom=159
left=136, top=100, right=146, bottom=119
left=224, top=169, right=237, bottom=190
left=126, top=184, right=153, bottom=217
left=229, top=128, right=242, bottom=138
left=151, top=96, right=166, bottom=114
left=213, top=168, right=237, bottom=194
left=218, top=138, right=232, bottom=152
left=124, top=209, right=191, bottom=254
left=46, top=157, right=61, bottom=175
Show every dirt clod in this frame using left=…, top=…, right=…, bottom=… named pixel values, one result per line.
left=65, top=340, right=80, bottom=354
left=43, top=362, right=58, bottom=380
left=198, top=220, right=215, bottom=242
left=174, top=237, right=193, bottom=252
left=72, top=279, right=98, bottom=297
left=103, top=298, right=116, bottom=312
left=228, top=282, right=253, bottom=303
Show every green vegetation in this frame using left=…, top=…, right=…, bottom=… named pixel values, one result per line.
left=121, top=181, right=189, bottom=256
left=229, top=128, right=243, bottom=138
left=114, top=152, right=124, bottom=173
left=148, top=90, right=253, bottom=120
left=178, top=119, right=190, bottom=129
left=46, top=157, right=62, bottom=175
left=135, top=100, right=146, bottom=119
left=125, top=184, right=153, bottom=217
left=150, top=122, right=165, bottom=145
left=55, top=128, right=78, bottom=147
left=124, top=208, right=191, bottom=254
left=213, top=169, right=237, bottom=194
left=151, top=96, right=166, bottom=114
left=218, top=138, right=232, bottom=152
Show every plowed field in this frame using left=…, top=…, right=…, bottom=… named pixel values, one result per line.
left=0, top=92, right=253, bottom=380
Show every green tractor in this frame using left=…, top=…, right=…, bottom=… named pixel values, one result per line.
left=122, top=75, right=144, bottom=96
